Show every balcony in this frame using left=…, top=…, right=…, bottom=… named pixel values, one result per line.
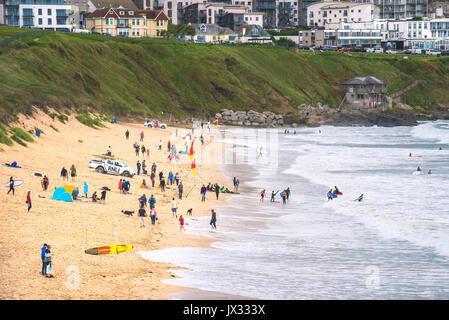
left=117, top=23, right=130, bottom=28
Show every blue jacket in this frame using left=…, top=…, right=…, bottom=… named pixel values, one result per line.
left=41, top=247, right=46, bottom=261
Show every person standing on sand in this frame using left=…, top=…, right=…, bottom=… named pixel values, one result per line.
left=7, top=176, right=14, bottom=195
left=175, top=172, right=180, bottom=186
left=136, top=161, right=141, bottom=176
left=70, top=165, right=77, bottom=181
left=201, top=184, right=207, bottom=202
left=26, top=191, right=32, bottom=212
left=179, top=215, right=185, bottom=232
left=282, top=191, right=287, bottom=205
left=160, top=177, right=166, bottom=192
left=168, top=141, right=171, bottom=152
left=150, top=172, right=155, bottom=188
left=44, top=245, right=53, bottom=278
left=178, top=181, right=183, bottom=200
left=146, top=148, right=150, bottom=158
left=119, top=179, right=123, bottom=194
left=171, top=198, right=177, bottom=218
left=60, top=167, right=68, bottom=181
left=158, top=140, right=162, bottom=150
left=260, top=189, right=265, bottom=203
left=43, top=175, right=49, bottom=191
left=125, top=129, right=129, bottom=140
left=215, top=184, right=220, bottom=200
left=168, top=171, right=174, bottom=185
left=138, top=207, right=146, bottom=228
left=100, top=190, right=107, bottom=204
left=210, top=210, right=217, bottom=230
left=140, top=131, right=144, bottom=142
left=149, top=194, right=156, bottom=209
left=41, top=244, right=47, bottom=276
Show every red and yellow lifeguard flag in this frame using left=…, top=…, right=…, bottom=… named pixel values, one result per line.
left=189, top=140, right=195, bottom=160
left=213, top=117, right=218, bottom=128
left=191, top=158, right=196, bottom=176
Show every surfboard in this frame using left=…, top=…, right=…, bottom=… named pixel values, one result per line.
left=331, top=193, right=338, bottom=198
left=92, top=154, right=118, bottom=160
left=413, top=171, right=422, bottom=175
left=5, top=180, right=24, bottom=187
left=85, top=244, right=133, bottom=255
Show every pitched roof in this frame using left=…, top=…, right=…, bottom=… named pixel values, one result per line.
left=87, top=8, right=119, bottom=19
left=191, top=24, right=237, bottom=36
left=340, top=76, right=385, bottom=86
left=136, top=10, right=168, bottom=21
left=90, top=0, right=138, bottom=10
left=236, top=24, right=270, bottom=37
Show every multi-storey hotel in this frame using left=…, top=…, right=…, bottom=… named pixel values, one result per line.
left=1, top=0, right=78, bottom=31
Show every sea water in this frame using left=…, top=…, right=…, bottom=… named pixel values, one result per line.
left=140, top=121, right=449, bottom=299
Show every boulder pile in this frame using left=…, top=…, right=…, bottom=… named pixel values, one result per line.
left=215, top=109, right=284, bottom=127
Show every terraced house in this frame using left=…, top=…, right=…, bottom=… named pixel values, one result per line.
left=86, top=7, right=168, bottom=37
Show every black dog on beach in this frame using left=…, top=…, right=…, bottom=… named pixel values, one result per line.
left=187, top=208, right=193, bottom=216
left=122, top=210, right=134, bottom=216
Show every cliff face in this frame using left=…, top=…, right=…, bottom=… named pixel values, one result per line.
left=1, top=26, right=449, bottom=125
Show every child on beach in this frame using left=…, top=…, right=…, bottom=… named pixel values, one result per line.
left=150, top=208, right=157, bottom=225
left=44, top=245, right=53, bottom=278
left=179, top=215, right=185, bottom=232
left=60, top=167, right=68, bottom=181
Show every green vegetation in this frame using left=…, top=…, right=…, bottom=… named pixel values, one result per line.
left=0, top=124, right=13, bottom=146
left=273, top=37, right=297, bottom=49
left=268, top=29, right=301, bottom=36
left=161, top=24, right=196, bottom=39
left=1, top=25, right=449, bottom=126
left=9, top=127, right=34, bottom=147
left=75, top=109, right=106, bottom=128
left=49, top=124, right=59, bottom=132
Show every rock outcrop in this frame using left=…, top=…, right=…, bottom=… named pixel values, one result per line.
left=216, top=109, right=284, bottom=127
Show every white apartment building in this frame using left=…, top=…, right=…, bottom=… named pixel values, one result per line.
left=307, top=1, right=379, bottom=27
left=2, top=0, right=78, bottom=31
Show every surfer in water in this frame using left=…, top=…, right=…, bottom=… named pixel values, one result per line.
left=327, top=189, right=333, bottom=201
left=417, top=166, right=422, bottom=172
left=271, top=190, right=279, bottom=202
left=428, top=169, right=432, bottom=175
left=260, top=189, right=265, bottom=203
left=354, top=194, right=364, bottom=202
left=409, top=152, right=412, bottom=157
left=333, top=186, right=340, bottom=194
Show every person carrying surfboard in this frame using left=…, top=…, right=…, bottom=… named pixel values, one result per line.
left=7, top=176, right=15, bottom=195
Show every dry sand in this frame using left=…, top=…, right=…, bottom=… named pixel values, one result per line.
left=0, top=109, right=230, bottom=300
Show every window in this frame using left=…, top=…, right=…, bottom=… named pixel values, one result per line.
left=129, top=11, right=134, bottom=15
left=48, top=18, right=52, bottom=25
left=38, top=9, right=42, bottom=15
left=38, top=18, right=42, bottom=25
left=132, top=19, right=135, bottom=25
left=48, top=9, right=51, bottom=15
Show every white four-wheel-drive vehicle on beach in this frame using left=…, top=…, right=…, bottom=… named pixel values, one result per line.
left=144, top=120, right=167, bottom=129
left=89, top=158, right=136, bottom=177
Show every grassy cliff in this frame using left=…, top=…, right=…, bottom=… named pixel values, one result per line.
left=1, top=25, right=449, bottom=124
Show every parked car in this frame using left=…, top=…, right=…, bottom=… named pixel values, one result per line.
left=385, top=49, right=398, bottom=54
left=144, top=120, right=167, bottom=129
left=425, top=50, right=441, bottom=56
left=350, top=47, right=364, bottom=52
left=298, top=45, right=310, bottom=50
left=89, top=158, right=136, bottom=177
left=401, top=49, right=413, bottom=54
left=373, top=47, right=384, bottom=53
left=441, top=50, right=449, bottom=56
left=323, top=46, right=337, bottom=51
left=338, top=48, right=350, bottom=52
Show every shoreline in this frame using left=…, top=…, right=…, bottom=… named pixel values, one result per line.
left=0, top=112, right=232, bottom=300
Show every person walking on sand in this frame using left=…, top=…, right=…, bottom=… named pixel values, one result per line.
left=210, top=209, right=217, bottom=230
left=158, top=140, right=162, bottom=150
left=140, top=131, right=144, bottom=142
left=99, top=189, right=107, bottom=204
left=146, top=148, right=150, bottom=158
left=150, top=172, right=155, bottom=187
left=150, top=208, right=157, bottom=225
left=44, top=245, right=53, bottom=278
left=168, top=171, right=174, bottom=185
left=171, top=198, right=177, bottom=218
left=70, top=165, right=77, bottom=181
left=149, top=194, right=156, bottom=209
left=43, top=175, right=49, bottom=191
left=125, top=129, right=129, bottom=140
left=178, top=181, right=183, bottom=200
left=138, top=207, right=146, bottom=228
left=175, top=172, right=180, bottom=186
left=60, top=167, right=68, bottom=181
left=7, top=176, right=14, bottom=195
left=26, top=191, right=32, bottom=212
left=167, top=141, right=171, bottom=152
left=179, top=215, right=185, bottom=232
left=41, top=244, right=47, bottom=276
left=201, top=184, right=207, bottom=202
left=215, top=183, right=220, bottom=200
left=160, top=177, right=166, bottom=192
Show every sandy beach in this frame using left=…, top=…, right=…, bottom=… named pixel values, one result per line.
left=0, top=109, right=230, bottom=300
